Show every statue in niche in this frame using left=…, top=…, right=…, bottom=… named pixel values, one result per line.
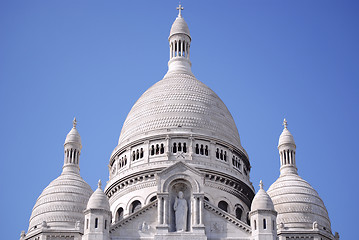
left=173, top=191, right=188, bottom=232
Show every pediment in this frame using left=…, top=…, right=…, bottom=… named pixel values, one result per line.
left=157, top=161, right=204, bottom=193
left=157, top=161, right=203, bottom=179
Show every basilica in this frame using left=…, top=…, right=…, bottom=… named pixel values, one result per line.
left=20, top=6, right=339, bottom=240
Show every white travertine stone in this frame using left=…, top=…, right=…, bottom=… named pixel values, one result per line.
left=27, top=119, right=93, bottom=234
left=268, top=120, right=333, bottom=239
left=250, top=181, right=277, bottom=240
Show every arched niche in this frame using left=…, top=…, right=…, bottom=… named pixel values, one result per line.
left=168, top=179, right=192, bottom=232
left=161, top=173, right=200, bottom=193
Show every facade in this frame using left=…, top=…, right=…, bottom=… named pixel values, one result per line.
left=20, top=7, right=339, bottom=240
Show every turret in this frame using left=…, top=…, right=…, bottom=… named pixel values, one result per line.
left=278, top=119, right=297, bottom=175
left=83, top=180, right=111, bottom=240
left=166, top=4, right=193, bottom=75
left=63, top=117, right=82, bottom=174
left=250, top=181, right=277, bottom=240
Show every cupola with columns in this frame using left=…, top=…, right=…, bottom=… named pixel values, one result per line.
left=278, top=119, right=297, bottom=175
left=63, top=117, right=82, bottom=173
left=167, top=4, right=193, bottom=75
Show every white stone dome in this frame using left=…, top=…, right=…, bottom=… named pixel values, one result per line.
left=117, top=72, right=243, bottom=150
left=65, top=128, right=81, bottom=145
left=251, top=182, right=275, bottom=211
left=278, top=127, right=295, bottom=147
left=169, top=16, right=190, bottom=38
left=267, top=173, right=331, bottom=231
left=28, top=171, right=93, bottom=231
left=86, top=181, right=110, bottom=211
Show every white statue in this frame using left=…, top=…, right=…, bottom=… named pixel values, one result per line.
left=173, top=191, right=188, bottom=232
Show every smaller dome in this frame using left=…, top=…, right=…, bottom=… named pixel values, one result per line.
left=65, top=118, right=81, bottom=145
left=86, top=180, right=110, bottom=211
left=251, top=181, right=275, bottom=211
left=268, top=174, right=331, bottom=231
left=169, top=16, right=190, bottom=38
left=28, top=172, right=93, bottom=231
left=278, top=119, right=295, bottom=147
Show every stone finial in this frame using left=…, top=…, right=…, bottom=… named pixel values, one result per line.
left=283, top=118, right=288, bottom=129
left=177, top=4, right=184, bottom=17
left=259, top=180, right=264, bottom=189
left=98, top=179, right=102, bottom=189
left=73, top=117, right=77, bottom=128
left=312, top=221, right=318, bottom=229
left=20, top=231, right=26, bottom=239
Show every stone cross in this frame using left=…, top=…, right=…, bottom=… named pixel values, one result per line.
left=177, top=4, right=184, bottom=17
left=283, top=118, right=288, bottom=129
left=259, top=180, right=263, bottom=189
left=73, top=117, right=77, bottom=128
left=98, top=179, right=102, bottom=189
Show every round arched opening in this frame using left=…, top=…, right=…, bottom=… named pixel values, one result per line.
left=218, top=200, right=228, bottom=212
left=130, top=200, right=142, bottom=213
left=116, top=207, right=124, bottom=221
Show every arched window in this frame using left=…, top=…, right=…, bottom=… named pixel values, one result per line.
left=254, top=220, right=257, bottom=230
left=173, top=143, right=177, bottom=153
left=140, top=148, right=144, bottom=158
left=131, top=200, right=142, bottom=213
left=216, top=148, right=219, bottom=159
left=235, top=206, right=243, bottom=220
left=105, top=219, right=107, bottom=230
left=116, top=207, right=124, bottom=221
left=224, top=151, right=227, bottom=161
left=218, top=200, right=228, bottom=212
left=195, top=144, right=199, bottom=154
left=200, top=145, right=204, bottom=155
left=150, top=196, right=157, bottom=202
left=151, top=145, right=155, bottom=156
left=132, top=151, right=135, bottom=161
left=204, top=196, right=209, bottom=202
left=95, top=218, right=98, bottom=228
left=136, top=149, right=139, bottom=160
left=156, top=144, right=160, bottom=155
left=160, top=144, right=164, bottom=154
left=263, top=219, right=267, bottom=229
left=178, top=142, right=182, bottom=151
left=205, top=145, right=208, bottom=156
left=183, top=143, right=187, bottom=153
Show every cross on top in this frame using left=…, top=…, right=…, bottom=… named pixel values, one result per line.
left=73, top=117, right=77, bottom=128
left=283, top=118, right=288, bottom=129
left=177, top=4, right=184, bottom=17
left=259, top=180, right=264, bottom=189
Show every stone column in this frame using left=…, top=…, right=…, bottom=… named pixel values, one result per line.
left=163, top=195, right=168, bottom=226
left=210, top=140, right=216, bottom=161
left=165, top=135, right=170, bottom=158
left=199, top=196, right=203, bottom=225
left=193, top=196, right=198, bottom=226
left=145, top=140, right=150, bottom=163
left=189, top=136, right=193, bottom=160
left=157, top=196, right=163, bottom=224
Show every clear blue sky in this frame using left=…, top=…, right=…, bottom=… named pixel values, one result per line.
left=1, top=1, right=358, bottom=239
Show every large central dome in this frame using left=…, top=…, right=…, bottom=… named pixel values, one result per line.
left=118, top=72, right=242, bottom=149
